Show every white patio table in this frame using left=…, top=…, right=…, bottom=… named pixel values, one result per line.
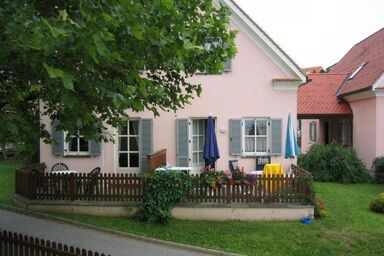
left=155, top=167, right=192, bottom=174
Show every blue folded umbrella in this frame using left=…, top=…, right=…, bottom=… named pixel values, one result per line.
left=203, top=116, right=220, bottom=166
left=285, top=112, right=299, bottom=158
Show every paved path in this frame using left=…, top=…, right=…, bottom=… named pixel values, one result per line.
left=0, top=208, right=216, bottom=256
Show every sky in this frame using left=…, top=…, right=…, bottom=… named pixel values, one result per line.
left=234, top=0, right=384, bottom=69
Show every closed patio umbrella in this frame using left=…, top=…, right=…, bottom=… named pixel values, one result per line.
left=285, top=112, right=299, bottom=158
left=203, top=115, right=220, bottom=167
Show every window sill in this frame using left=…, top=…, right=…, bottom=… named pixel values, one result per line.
left=240, top=153, right=270, bottom=158
left=64, top=153, right=94, bottom=158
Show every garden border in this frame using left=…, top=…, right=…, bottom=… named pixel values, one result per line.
left=14, top=195, right=313, bottom=221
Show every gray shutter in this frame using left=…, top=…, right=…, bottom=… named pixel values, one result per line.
left=270, top=119, right=282, bottom=156
left=89, top=140, right=101, bottom=156
left=176, top=119, right=189, bottom=167
left=229, top=119, right=242, bottom=156
left=309, top=121, right=317, bottom=142
left=224, top=59, right=232, bottom=72
left=52, top=120, right=65, bottom=156
left=140, top=118, right=153, bottom=172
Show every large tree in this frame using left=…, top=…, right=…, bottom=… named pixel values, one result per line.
left=0, top=0, right=236, bottom=148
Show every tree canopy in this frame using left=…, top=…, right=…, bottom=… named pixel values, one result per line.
left=0, top=0, right=236, bottom=148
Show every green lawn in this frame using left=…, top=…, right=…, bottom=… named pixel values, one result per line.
left=0, top=161, right=21, bottom=206
left=1, top=161, right=383, bottom=255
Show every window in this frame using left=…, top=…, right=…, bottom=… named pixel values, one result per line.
left=65, top=135, right=89, bottom=155
left=242, top=119, right=269, bottom=155
left=309, top=121, right=317, bottom=142
left=341, top=120, right=351, bottom=146
left=191, top=119, right=206, bottom=167
left=348, top=63, right=366, bottom=81
left=117, top=120, right=140, bottom=169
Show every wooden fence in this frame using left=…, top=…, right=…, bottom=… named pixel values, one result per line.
left=15, top=165, right=313, bottom=204
left=0, top=229, right=110, bottom=256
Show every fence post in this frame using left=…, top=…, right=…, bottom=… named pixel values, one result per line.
left=27, top=173, right=37, bottom=200
left=69, top=173, right=75, bottom=201
left=226, top=183, right=231, bottom=204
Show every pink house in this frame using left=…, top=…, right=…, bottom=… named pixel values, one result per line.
left=40, top=0, right=306, bottom=173
left=299, top=28, right=384, bottom=168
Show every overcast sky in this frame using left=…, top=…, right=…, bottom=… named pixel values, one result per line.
left=234, top=0, right=384, bottom=69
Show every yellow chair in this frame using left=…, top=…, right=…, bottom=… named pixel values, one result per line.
left=262, top=164, right=285, bottom=192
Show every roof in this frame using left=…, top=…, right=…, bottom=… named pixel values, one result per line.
left=331, top=28, right=384, bottom=96
left=221, top=0, right=307, bottom=83
left=298, top=73, right=352, bottom=116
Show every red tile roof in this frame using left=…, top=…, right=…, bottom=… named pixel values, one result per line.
left=298, top=73, right=352, bottom=116
left=331, top=28, right=384, bottom=96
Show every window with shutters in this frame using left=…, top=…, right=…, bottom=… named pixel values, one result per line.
left=242, top=119, right=269, bottom=156
left=64, top=134, right=89, bottom=156
left=117, top=120, right=140, bottom=169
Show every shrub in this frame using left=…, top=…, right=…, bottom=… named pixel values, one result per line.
left=314, top=196, right=326, bottom=218
left=298, top=142, right=369, bottom=183
left=136, top=171, right=192, bottom=224
left=372, top=156, right=384, bottom=184
left=370, top=193, right=384, bottom=213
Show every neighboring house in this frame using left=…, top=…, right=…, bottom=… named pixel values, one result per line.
left=40, top=0, right=306, bottom=173
left=298, top=73, right=353, bottom=151
left=298, top=27, right=384, bottom=168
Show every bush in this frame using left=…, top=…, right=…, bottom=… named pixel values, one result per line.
left=370, top=193, right=384, bottom=213
left=298, top=142, right=369, bottom=183
left=136, top=171, right=193, bottom=224
left=372, top=156, right=384, bottom=184
left=314, top=196, right=326, bottom=218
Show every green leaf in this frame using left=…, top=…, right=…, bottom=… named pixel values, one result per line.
left=62, top=73, right=75, bottom=91
left=87, top=46, right=99, bottom=64
left=42, top=19, right=68, bottom=38
left=43, top=63, right=64, bottom=78
left=163, top=0, right=174, bottom=8
left=93, top=34, right=109, bottom=57
left=131, top=25, right=143, bottom=40
left=59, top=10, right=68, bottom=21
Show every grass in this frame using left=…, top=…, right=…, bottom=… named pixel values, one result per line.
left=0, top=160, right=22, bottom=206
left=1, top=161, right=384, bottom=255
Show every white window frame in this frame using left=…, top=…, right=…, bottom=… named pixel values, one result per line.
left=340, top=120, right=352, bottom=146
left=64, top=133, right=90, bottom=156
left=116, top=119, right=140, bottom=172
left=190, top=119, right=206, bottom=168
left=241, top=118, right=270, bottom=156
left=347, top=63, right=366, bottom=81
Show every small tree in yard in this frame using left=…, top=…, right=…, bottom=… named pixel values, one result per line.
left=0, top=0, right=237, bottom=152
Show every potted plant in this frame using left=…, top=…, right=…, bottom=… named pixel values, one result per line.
left=232, top=167, right=245, bottom=185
